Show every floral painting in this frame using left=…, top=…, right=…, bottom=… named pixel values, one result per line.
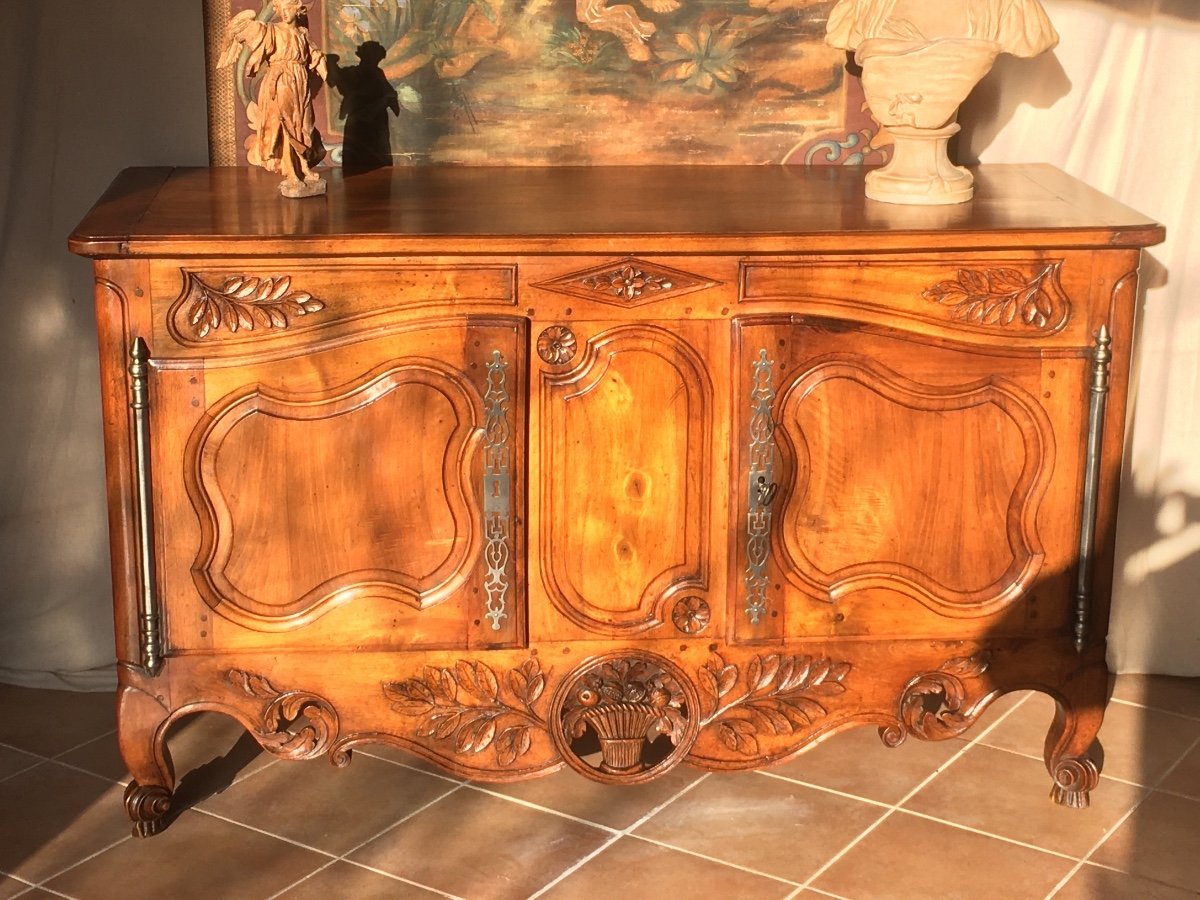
left=205, top=0, right=887, bottom=166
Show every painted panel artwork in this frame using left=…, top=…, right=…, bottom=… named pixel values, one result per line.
left=203, top=0, right=885, bottom=166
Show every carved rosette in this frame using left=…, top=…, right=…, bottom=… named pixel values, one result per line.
left=671, top=596, right=710, bottom=634
left=880, top=652, right=992, bottom=747
left=226, top=669, right=338, bottom=760
left=537, top=326, right=578, bottom=365
left=533, top=258, right=717, bottom=307
left=383, top=657, right=549, bottom=767
left=551, top=652, right=700, bottom=782
left=698, top=653, right=851, bottom=755
left=174, top=272, right=326, bottom=340
left=922, top=263, right=1069, bottom=331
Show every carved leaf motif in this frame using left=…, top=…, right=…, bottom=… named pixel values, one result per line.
left=718, top=719, right=759, bottom=754
left=383, top=656, right=547, bottom=766
left=496, top=725, right=533, bottom=765
left=922, top=264, right=1063, bottom=330
left=228, top=669, right=279, bottom=699
left=181, top=272, right=326, bottom=339
left=701, top=654, right=851, bottom=754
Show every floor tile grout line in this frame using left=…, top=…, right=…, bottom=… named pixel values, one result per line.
left=1108, top=696, right=1200, bottom=722
left=309, top=783, right=470, bottom=900
left=47, top=729, right=118, bottom=763
left=798, top=687, right=1032, bottom=891
left=457, top=781, right=623, bottom=834
left=794, top=886, right=854, bottom=900
left=0, top=759, right=45, bottom=786
left=1043, top=729, right=1200, bottom=900
left=896, top=808, right=1081, bottom=861
left=970, top=739, right=1191, bottom=790
left=21, top=833, right=132, bottom=893
left=627, top=833, right=804, bottom=889
left=526, top=772, right=714, bottom=899
left=757, top=769, right=895, bottom=811
left=194, top=807, right=343, bottom=859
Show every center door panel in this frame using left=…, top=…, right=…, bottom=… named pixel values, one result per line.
left=529, top=321, right=728, bottom=641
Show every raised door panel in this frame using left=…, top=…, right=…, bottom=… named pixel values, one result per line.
left=732, top=316, right=1085, bottom=643
left=152, top=316, right=524, bottom=652
left=531, top=322, right=726, bottom=640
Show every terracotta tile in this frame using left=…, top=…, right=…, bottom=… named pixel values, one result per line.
left=903, top=744, right=1145, bottom=857
left=1160, top=741, right=1200, bottom=800
left=633, top=771, right=884, bottom=884
left=1111, top=675, right=1200, bottom=718
left=276, top=861, right=445, bottom=898
left=56, top=711, right=275, bottom=789
left=813, top=811, right=1073, bottom=900
left=349, top=786, right=610, bottom=899
left=0, top=763, right=131, bottom=883
left=0, top=687, right=115, bottom=757
left=1090, top=791, right=1200, bottom=892
left=352, top=743, right=467, bottom=781
left=0, top=746, right=41, bottom=783
left=771, top=724, right=963, bottom=805
left=957, top=689, right=1033, bottom=738
left=1054, top=863, right=1200, bottom=900
left=199, top=753, right=457, bottom=854
left=542, top=835, right=793, bottom=899
left=0, top=875, right=33, bottom=900
left=979, top=692, right=1200, bottom=785
left=45, top=808, right=328, bottom=900
left=486, top=764, right=702, bottom=830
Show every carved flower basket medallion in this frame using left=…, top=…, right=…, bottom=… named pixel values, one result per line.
left=552, top=652, right=700, bottom=783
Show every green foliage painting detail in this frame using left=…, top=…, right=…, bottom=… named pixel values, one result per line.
left=224, top=0, right=870, bottom=165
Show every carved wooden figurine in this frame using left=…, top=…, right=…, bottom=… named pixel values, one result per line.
left=219, top=0, right=329, bottom=198
left=826, top=0, right=1058, bottom=204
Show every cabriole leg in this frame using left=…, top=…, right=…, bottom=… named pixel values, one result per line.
left=117, top=684, right=175, bottom=837
left=1044, top=664, right=1107, bottom=809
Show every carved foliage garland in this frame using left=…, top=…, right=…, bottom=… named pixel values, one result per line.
left=179, top=272, right=326, bottom=339
left=922, top=263, right=1068, bottom=330
left=226, top=669, right=338, bottom=759
left=383, top=658, right=548, bottom=766
left=880, top=651, right=991, bottom=747
left=699, top=653, right=851, bottom=755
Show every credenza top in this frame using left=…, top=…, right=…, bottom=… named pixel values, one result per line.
left=69, top=164, right=1164, bottom=259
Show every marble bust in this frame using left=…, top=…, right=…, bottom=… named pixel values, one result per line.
left=826, top=0, right=1058, bottom=204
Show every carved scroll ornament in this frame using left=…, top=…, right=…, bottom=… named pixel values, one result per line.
left=226, top=669, right=339, bottom=759
left=880, top=652, right=992, bottom=747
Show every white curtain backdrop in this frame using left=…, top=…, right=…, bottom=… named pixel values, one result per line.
left=0, top=0, right=1195, bottom=689
left=959, top=0, right=1200, bottom=675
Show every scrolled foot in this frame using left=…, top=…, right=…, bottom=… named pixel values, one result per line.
left=124, top=780, right=172, bottom=838
left=1049, top=757, right=1098, bottom=809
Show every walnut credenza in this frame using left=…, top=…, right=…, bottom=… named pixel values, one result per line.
left=70, top=165, right=1164, bottom=836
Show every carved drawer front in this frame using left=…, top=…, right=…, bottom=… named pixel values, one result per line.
left=530, top=321, right=725, bottom=639
left=151, top=317, right=525, bottom=652
left=739, top=254, right=1095, bottom=347
left=150, top=260, right=516, bottom=354
left=732, top=316, right=1088, bottom=643
left=522, top=256, right=736, bottom=318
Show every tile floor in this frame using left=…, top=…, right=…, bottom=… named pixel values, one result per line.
left=0, top=676, right=1197, bottom=899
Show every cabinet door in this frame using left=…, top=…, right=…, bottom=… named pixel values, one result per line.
left=151, top=316, right=525, bottom=652
left=732, top=316, right=1084, bottom=643
left=530, top=321, right=727, bottom=640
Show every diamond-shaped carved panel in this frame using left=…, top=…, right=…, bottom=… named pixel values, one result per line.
left=533, top=258, right=718, bottom=307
